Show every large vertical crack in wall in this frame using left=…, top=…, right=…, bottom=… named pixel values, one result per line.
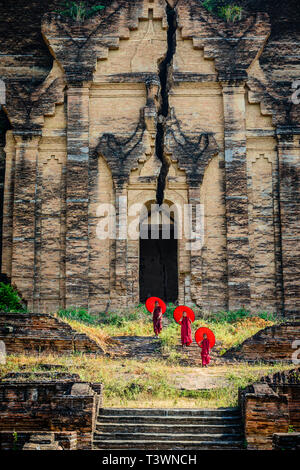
left=0, top=110, right=11, bottom=278
left=155, top=1, right=177, bottom=206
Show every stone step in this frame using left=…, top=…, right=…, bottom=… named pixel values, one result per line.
left=97, top=415, right=241, bottom=426
left=95, top=422, right=243, bottom=434
left=94, top=432, right=244, bottom=442
left=94, top=407, right=244, bottom=450
left=100, top=407, right=241, bottom=417
left=93, top=439, right=244, bottom=450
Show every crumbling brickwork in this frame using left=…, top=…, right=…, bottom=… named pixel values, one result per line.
left=272, top=433, right=300, bottom=450
left=223, top=321, right=300, bottom=362
left=0, top=0, right=299, bottom=315
left=0, top=313, right=103, bottom=354
left=0, top=431, right=77, bottom=450
left=0, top=373, right=103, bottom=450
left=239, top=367, right=300, bottom=449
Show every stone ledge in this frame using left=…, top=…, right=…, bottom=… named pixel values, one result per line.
left=272, top=432, right=300, bottom=450
left=223, top=321, right=300, bottom=362
left=239, top=367, right=300, bottom=450
left=0, top=373, right=103, bottom=450
left=0, top=312, right=103, bottom=355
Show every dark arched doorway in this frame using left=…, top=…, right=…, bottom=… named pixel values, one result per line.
left=139, top=204, right=178, bottom=303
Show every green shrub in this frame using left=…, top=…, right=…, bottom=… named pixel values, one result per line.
left=219, top=5, right=243, bottom=22
left=202, top=0, right=220, bottom=13
left=208, top=308, right=250, bottom=323
left=99, top=311, right=140, bottom=325
left=56, top=1, right=105, bottom=21
left=164, top=303, right=177, bottom=321
left=206, top=309, right=279, bottom=324
left=57, top=307, right=97, bottom=324
left=0, top=282, right=26, bottom=312
left=256, top=311, right=280, bottom=322
left=201, top=0, right=243, bottom=22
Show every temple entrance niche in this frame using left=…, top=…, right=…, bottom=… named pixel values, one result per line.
left=139, top=201, right=178, bottom=303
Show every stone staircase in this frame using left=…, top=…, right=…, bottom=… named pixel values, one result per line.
left=109, top=336, right=165, bottom=361
left=93, top=408, right=244, bottom=450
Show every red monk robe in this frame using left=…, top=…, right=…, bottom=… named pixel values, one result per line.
left=152, top=303, right=163, bottom=336
left=200, top=336, right=210, bottom=367
left=180, top=315, right=192, bottom=346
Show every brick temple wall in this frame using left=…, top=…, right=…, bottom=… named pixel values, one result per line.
left=0, top=312, right=103, bottom=354
left=0, top=0, right=299, bottom=315
left=223, top=321, right=300, bottom=362
left=0, top=374, right=103, bottom=450
left=239, top=367, right=300, bottom=450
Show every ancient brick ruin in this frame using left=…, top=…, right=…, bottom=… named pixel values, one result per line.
left=0, top=312, right=103, bottom=354
left=0, top=0, right=299, bottom=316
left=223, top=320, right=300, bottom=362
left=239, top=367, right=300, bottom=450
left=0, top=372, right=103, bottom=450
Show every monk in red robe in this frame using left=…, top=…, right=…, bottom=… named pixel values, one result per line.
left=180, top=311, right=192, bottom=347
left=199, top=333, right=210, bottom=367
left=152, top=301, right=163, bottom=337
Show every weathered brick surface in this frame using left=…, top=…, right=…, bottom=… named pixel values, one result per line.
left=239, top=367, right=300, bottom=449
left=0, top=313, right=103, bottom=354
left=272, top=432, right=300, bottom=451
left=0, top=0, right=299, bottom=315
left=12, top=431, right=77, bottom=450
left=0, top=431, right=77, bottom=450
left=223, top=321, right=300, bottom=362
left=0, top=373, right=103, bottom=450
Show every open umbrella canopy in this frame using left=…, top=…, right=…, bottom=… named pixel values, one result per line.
left=173, top=305, right=195, bottom=324
left=145, top=297, right=166, bottom=314
left=195, top=327, right=215, bottom=348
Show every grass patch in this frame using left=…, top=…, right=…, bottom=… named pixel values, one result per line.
left=57, top=307, right=98, bottom=324
left=0, top=305, right=288, bottom=409
left=56, top=306, right=281, bottom=355
left=58, top=317, right=118, bottom=353
left=160, top=311, right=278, bottom=352
left=0, top=354, right=291, bottom=409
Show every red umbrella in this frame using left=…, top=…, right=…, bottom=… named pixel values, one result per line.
left=195, top=327, right=215, bottom=348
left=173, top=305, right=195, bottom=324
left=145, top=297, right=166, bottom=314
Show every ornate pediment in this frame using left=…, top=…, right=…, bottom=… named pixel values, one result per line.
left=165, top=109, right=219, bottom=186
left=42, top=0, right=167, bottom=84
left=94, top=114, right=147, bottom=189
left=3, top=63, right=65, bottom=131
left=176, top=0, right=270, bottom=81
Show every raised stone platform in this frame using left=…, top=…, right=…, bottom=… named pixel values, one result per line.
left=239, top=367, right=300, bottom=450
left=272, top=432, right=300, bottom=451
left=0, top=372, right=103, bottom=450
left=223, top=321, right=300, bottom=363
left=0, top=312, right=103, bottom=354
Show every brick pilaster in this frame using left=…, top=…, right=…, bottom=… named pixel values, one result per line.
left=221, top=82, right=251, bottom=310
left=65, top=84, right=90, bottom=309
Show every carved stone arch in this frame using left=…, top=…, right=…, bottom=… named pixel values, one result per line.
left=139, top=197, right=179, bottom=227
